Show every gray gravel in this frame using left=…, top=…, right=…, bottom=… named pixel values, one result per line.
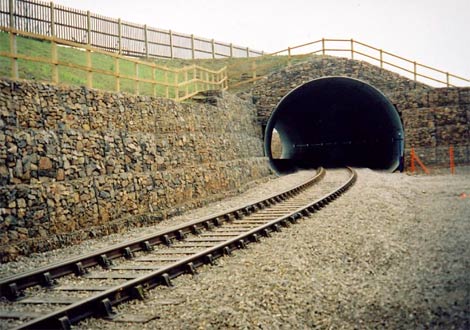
left=0, top=171, right=312, bottom=279
left=2, top=168, right=470, bottom=329
left=78, top=168, right=470, bottom=329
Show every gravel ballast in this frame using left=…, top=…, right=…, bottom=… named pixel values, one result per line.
left=2, top=168, right=470, bottom=329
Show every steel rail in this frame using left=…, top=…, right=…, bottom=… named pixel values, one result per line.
left=9, top=167, right=356, bottom=330
left=0, top=168, right=326, bottom=301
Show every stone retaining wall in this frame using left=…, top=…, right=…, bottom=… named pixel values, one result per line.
left=250, top=55, right=470, bottom=167
left=398, top=88, right=470, bottom=166
left=250, top=55, right=432, bottom=125
left=0, top=79, right=271, bottom=261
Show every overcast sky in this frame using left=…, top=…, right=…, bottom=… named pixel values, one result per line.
left=52, top=0, right=470, bottom=82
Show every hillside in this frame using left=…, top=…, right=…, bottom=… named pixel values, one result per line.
left=0, top=32, right=310, bottom=95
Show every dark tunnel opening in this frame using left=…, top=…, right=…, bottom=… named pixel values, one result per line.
left=264, top=77, right=404, bottom=174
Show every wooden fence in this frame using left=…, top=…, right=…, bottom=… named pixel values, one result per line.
left=0, top=0, right=263, bottom=59
left=1, top=26, right=228, bottom=101
left=229, top=38, right=470, bottom=89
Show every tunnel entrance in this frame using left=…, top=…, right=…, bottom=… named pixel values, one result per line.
left=264, top=77, right=404, bottom=174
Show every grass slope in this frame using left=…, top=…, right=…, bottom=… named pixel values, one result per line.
left=0, top=32, right=310, bottom=96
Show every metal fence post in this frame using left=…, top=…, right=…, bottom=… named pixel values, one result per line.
left=321, top=38, right=325, bottom=55
left=229, top=43, right=233, bottom=58
left=246, top=47, right=250, bottom=58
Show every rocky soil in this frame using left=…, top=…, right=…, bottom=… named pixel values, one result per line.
left=1, top=168, right=469, bottom=329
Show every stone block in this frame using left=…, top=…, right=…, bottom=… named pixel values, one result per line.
left=433, top=106, right=467, bottom=126
left=404, top=127, right=436, bottom=148
left=428, top=88, right=460, bottom=107
left=435, top=124, right=469, bottom=144
left=459, top=88, right=470, bottom=104
left=0, top=77, right=268, bottom=261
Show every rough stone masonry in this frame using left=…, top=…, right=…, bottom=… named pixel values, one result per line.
left=0, top=79, right=271, bottom=261
left=251, top=55, right=470, bottom=167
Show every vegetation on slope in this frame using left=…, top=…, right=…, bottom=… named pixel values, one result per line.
left=0, top=33, right=312, bottom=95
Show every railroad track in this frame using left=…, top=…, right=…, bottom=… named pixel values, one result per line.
left=0, top=167, right=356, bottom=330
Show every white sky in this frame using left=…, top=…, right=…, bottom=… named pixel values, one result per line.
left=53, top=0, right=470, bottom=81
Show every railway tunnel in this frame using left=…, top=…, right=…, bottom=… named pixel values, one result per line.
left=264, top=77, right=404, bottom=174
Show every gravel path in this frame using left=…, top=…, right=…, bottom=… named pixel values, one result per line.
left=2, top=168, right=470, bottom=329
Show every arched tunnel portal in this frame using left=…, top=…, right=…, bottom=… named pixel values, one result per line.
left=264, top=77, right=404, bottom=174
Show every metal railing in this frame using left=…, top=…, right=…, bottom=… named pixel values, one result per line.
left=0, top=0, right=263, bottom=59
left=229, top=38, right=470, bottom=89
left=0, top=27, right=228, bottom=101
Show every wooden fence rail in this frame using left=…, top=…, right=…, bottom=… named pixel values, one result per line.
left=0, top=0, right=263, bottom=60
left=229, top=38, right=470, bottom=89
left=1, top=26, right=228, bottom=101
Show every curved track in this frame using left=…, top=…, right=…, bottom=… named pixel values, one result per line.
left=0, top=167, right=356, bottom=330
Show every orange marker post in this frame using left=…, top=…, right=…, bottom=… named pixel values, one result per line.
left=449, top=145, right=455, bottom=175
left=410, top=148, right=416, bottom=173
left=410, top=148, right=430, bottom=175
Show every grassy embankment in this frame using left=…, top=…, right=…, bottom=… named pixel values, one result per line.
left=0, top=32, right=312, bottom=96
